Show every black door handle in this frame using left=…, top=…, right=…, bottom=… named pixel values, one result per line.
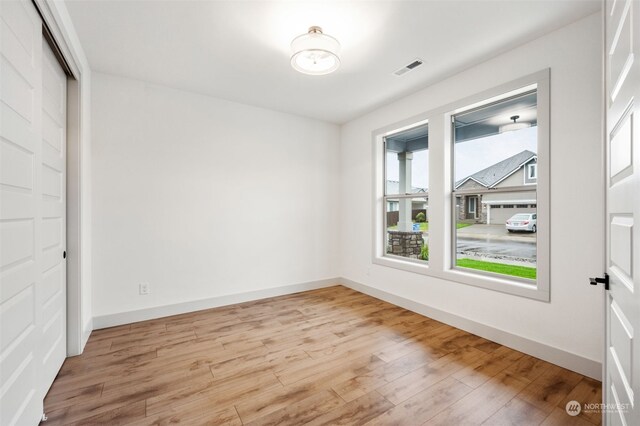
left=63, top=251, right=66, bottom=259
left=589, top=273, right=609, bottom=290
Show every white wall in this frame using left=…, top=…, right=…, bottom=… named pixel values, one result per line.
left=340, top=13, right=603, bottom=368
left=91, top=73, right=340, bottom=318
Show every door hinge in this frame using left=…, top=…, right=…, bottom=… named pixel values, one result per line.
left=589, top=273, right=609, bottom=290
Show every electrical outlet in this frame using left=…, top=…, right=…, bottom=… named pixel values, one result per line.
left=139, top=282, right=150, bottom=295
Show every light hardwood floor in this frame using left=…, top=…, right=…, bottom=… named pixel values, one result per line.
left=43, top=286, right=602, bottom=425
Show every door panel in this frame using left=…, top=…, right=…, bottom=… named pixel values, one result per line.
left=605, top=0, right=640, bottom=425
left=609, top=215, right=633, bottom=281
left=609, top=2, right=633, bottom=101
left=610, top=116, right=632, bottom=181
left=0, top=2, right=44, bottom=425
left=40, top=37, right=67, bottom=397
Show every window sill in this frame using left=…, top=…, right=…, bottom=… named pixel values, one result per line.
left=373, top=255, right=430, bottom=276
left=372, top=255, right=549, bottom=302
left=442, top=267, right=548, bottom=301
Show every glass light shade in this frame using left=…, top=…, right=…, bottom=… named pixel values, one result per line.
left=499, top=122, right=531, bottom=133
left=290, top=27, right=340, bottom=75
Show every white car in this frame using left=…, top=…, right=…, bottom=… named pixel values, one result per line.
left=505, top=213, right=537, bottom=233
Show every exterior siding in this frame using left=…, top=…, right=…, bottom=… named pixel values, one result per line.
left=494, top=167, right=527, bottom=187
left=457, top=179, right=486, bottom=190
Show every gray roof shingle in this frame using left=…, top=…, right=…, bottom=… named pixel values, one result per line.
left=455, top=150, right=536, bottom=189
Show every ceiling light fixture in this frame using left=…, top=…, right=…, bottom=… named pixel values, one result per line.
left=499, top=115, right=531, bottom=133
left=290, top=26, right=340, bottom=75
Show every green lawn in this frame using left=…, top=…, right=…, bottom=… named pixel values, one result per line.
left=456, top=258, right=536, bottom=280
left=388, top=222, right=471, bottom=231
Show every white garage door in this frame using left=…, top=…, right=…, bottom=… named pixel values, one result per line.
left=482, top=191, right=536, bottom=225
left=489, top=205, right=536, bottom=224
left=0, top=1, right=67, bottom=424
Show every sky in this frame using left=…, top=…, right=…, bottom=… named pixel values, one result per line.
left=386, top=126, right=537, bottom=189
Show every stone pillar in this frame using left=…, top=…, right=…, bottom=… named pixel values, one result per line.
left=457, top=196, right=466, bottom=221
left=388, top=230, right=424, bottom=259
left=397, top=152, right=413, bottom=232
left=481, top=200, right=488, bottom=224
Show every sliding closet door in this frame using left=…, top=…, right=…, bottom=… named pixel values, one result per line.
left=0, top=1, right=45, bottom=424
left=40, top=36, right=67, bottom=397
left=0, top=1, right=67, bottom=424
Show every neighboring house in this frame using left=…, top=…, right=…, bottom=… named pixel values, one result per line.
left=385, top=180, right=428, bottom=213
left=386, top=180, right=428, bottom=226
left=454, top=150, right=537, bottom=224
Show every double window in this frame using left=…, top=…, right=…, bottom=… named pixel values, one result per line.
left=374, top=70, right=549, bottom=300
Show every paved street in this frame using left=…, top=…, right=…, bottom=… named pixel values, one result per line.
left=456, top=237, right=536, bottom=260
left=455, top=224, right=536, bottom=263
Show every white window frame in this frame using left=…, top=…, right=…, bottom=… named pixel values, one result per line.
left=381, top=121, right=430, bottom=267
left=372, top=69, right=550, bottom=301
left=528, top=163, right=538, bottom=180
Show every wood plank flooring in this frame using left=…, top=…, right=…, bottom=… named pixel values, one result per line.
left=43, top=286, right=602, bottom=425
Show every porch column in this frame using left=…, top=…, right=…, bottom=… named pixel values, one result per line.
left=397, top=152, right=413, bottom=232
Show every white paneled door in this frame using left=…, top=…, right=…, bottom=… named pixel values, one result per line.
left=604, top=0, right=640, bottom=425
left=0, top=1, right=67, bottom=425
left=40, top=28, right=67, bottom=399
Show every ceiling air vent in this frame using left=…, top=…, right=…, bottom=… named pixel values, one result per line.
left=393, top=58, right=424, bottom=76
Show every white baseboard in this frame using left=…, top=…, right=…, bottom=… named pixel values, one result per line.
left=339, top=277, right=602, bottom=381
left=92, top=278, right=339, bottom=330
left=82, top=319, right=92, bottom=350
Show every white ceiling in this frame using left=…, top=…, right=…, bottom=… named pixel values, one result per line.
left=65, top=0, right=600, bottom=124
